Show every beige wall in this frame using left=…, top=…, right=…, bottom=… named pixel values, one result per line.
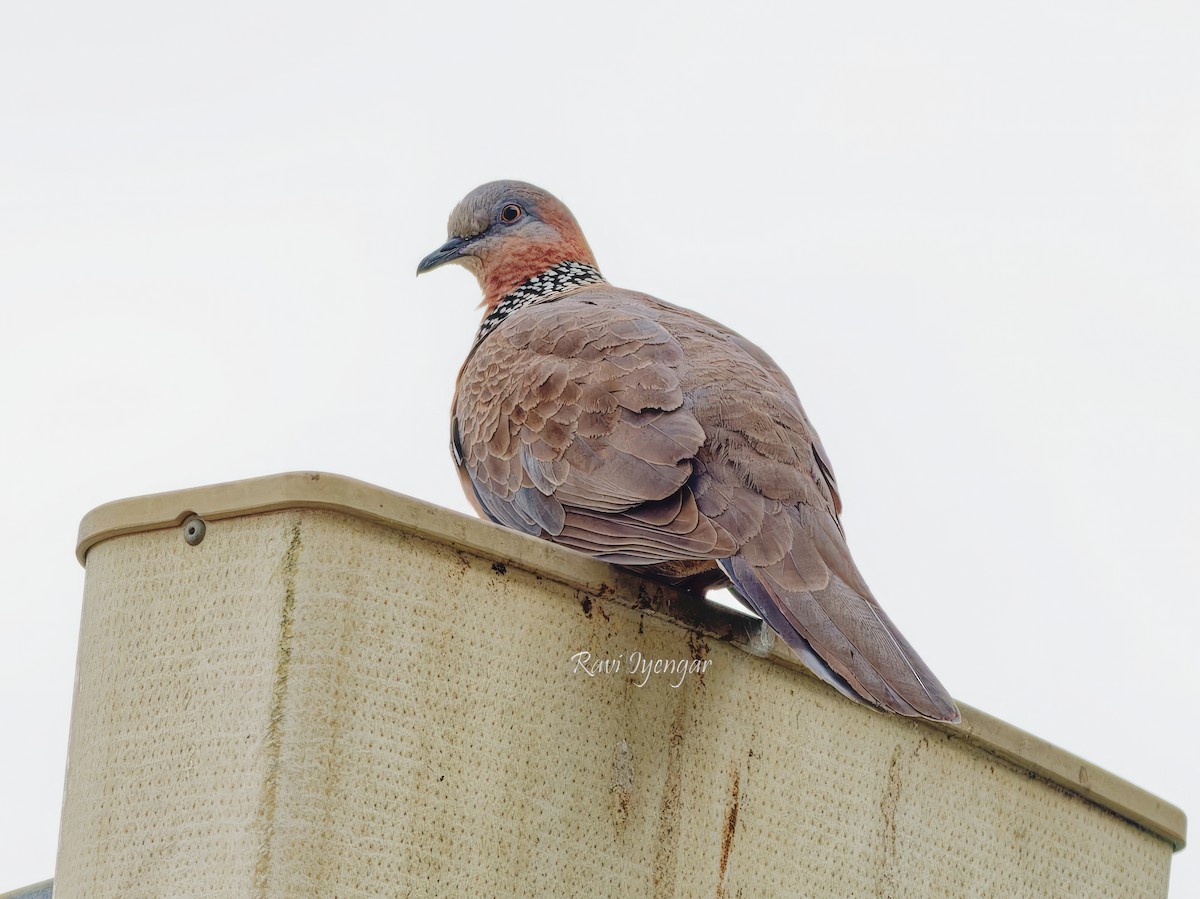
left=57, top=478, right=1181, bottom=897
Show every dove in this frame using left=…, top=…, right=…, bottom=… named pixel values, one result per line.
left=418, top=180, right=959, bottom=723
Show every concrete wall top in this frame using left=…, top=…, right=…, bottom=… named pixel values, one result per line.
left=74, top=470, right=1186, bottom=855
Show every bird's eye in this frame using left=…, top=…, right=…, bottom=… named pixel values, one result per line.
left=500, top=204, right=522, bottom=224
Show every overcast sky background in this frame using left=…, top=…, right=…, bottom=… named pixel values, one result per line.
left=1, top=1, right=1196, bottom=893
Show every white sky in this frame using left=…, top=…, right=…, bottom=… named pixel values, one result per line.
left=2, top=0, right=1196, bottom=893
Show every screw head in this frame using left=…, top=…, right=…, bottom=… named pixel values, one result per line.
left=183, top=515, right=206, bottom=546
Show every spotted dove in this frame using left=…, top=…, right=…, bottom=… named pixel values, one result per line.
left=417, top=180, right=960, bottom=723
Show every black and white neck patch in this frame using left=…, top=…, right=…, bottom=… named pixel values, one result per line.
left=474, top=260, right=605, bottom=345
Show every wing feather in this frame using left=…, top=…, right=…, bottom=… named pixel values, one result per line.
left=451, top=287, right=957, bottom=722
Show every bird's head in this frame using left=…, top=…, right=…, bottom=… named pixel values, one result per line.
left=417, top=180, right=599, bottom=310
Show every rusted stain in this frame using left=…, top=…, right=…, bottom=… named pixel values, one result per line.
left=254, top=518, right=303, bottom=895
left=611, top=738, right=634, bottom=829
left=449, top=547, right=473, bottom=573
left=717, top=764, right=741, bottom=892
left=636, top=582, right=658, bottom=609
left=652, top=699, right=687, bottom=898
left=687, top=632, right=709, bottom=689
left=875, top=743, right=903, bottom=898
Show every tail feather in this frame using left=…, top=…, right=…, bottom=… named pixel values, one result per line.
left=718, top=558, right=864, bottom=707
left=720, top=555, right=960, bottom=723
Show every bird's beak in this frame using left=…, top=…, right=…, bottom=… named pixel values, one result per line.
left=416, top=236, right=470, bottom=275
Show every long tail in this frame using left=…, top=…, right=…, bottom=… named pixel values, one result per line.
left=718, top=553, right=960, bottom=723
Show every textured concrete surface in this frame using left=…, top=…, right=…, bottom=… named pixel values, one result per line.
left=56, top=477, right=1182, bottom=897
